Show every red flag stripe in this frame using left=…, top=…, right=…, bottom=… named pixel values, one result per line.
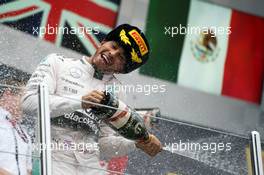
left=222, top=10, right=264, bottom=104
left=43, top=3, right=61, bottom=42
left=0, top=6, right=38, bottom=19
left=43, top=0, right=117, bottom=42
left=78, top=23, right=99, bottom=50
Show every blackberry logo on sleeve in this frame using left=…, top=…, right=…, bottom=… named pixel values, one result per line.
left=52, top=110, right=101, bottom=135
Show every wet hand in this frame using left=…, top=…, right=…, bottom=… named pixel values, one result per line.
left=81, top=90, right=105, bottom=109
left=135, top=134, right=162, bottom=157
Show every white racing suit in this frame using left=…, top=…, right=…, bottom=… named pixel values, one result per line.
left=22, top=54, right=136, bottom=175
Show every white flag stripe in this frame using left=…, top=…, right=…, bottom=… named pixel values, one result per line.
left=178, top=0, right=232, bottom=95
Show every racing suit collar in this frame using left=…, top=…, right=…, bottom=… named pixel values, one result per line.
left=81, top=56, right=94, bottom=74
left=81, top=56, right=114, bottom=82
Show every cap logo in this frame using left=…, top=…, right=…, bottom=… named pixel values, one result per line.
left=131, top=48, right=142, bottom=63
left=119, top=29, right=131, bottom=45
left=128, top=29, right=148, bottom=56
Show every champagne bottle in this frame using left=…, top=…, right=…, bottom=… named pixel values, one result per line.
left=92, top=91, right=150, bottom=142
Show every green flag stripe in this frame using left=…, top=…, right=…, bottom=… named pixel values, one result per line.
left=140, top=0, right=190, bottom=82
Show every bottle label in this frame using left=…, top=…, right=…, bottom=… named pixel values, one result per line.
left=108, top=100, right=130, bottom=129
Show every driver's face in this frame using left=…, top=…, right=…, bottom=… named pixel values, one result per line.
left=92, top=41, right=126, bottom=74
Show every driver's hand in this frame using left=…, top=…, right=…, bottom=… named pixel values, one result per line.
left=81, top=90, right=105, bottom=109
left=135, top=134, right=162, bottom=157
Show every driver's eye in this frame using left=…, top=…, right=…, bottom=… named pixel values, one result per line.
left=111, top=42, right=118, bottom=50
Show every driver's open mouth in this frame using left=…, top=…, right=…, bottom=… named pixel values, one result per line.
left=101, top=53, right=111, bottom=65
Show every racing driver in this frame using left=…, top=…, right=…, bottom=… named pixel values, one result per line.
left=22, top=24, right=162, bottom=175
